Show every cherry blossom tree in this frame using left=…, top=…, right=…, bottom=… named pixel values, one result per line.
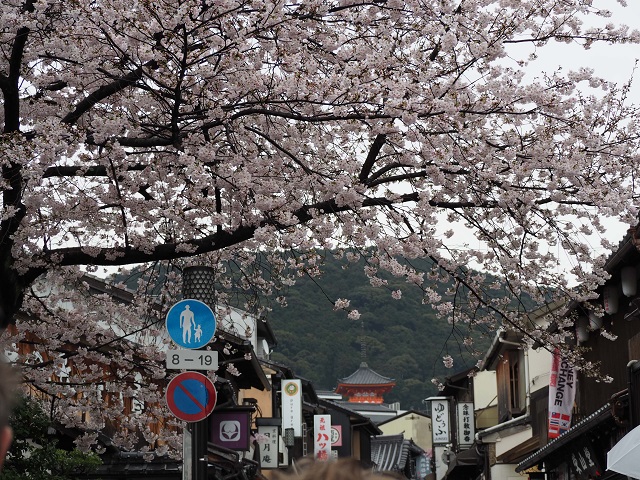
left=1, top=0, right=640, bottom=454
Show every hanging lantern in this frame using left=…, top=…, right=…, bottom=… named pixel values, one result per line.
left=603, top=285, right=619, bottom=314
left=576, top=316, right=589, bottom=343
left=588, top=311, right=603, bottom=330
left=621, top=266, right=637, bottom=297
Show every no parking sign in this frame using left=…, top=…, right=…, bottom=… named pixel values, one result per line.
left=166, top=371, right=217, bottom=422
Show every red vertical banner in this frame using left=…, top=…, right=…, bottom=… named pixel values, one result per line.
left=548, top=349, right=576, bottom=439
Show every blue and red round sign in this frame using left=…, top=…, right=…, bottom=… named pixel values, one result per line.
left=166, top=371, right=217, bottom=422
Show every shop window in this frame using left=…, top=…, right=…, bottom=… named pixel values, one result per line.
left=497, top=349, right=526, bottom=422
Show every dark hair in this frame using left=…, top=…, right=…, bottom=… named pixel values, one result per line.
left=273, top=458, right=401, bottom=480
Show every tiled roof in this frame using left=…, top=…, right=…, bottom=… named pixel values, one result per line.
left=376, top=410, right=430, bottom=426
left=336, top=401, right=398, bottom=412
left=371, top=434, right=424, bottom=475
left=371, top=434, right=409, bottom=473
left=338, top=362, right=395, bottom=385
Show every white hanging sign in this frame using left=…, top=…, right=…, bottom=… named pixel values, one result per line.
left=456, top=402, right=475, bottom=448
left=314, top=414, right=332, bottom=461
left=430, top=397, right=451, bottom=444
left=257, top=424, right=280, bottom=469
left=281, top=380, right=302, bottom=436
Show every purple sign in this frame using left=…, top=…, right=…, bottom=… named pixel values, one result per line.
left=210, top=409, right=252, bottom=450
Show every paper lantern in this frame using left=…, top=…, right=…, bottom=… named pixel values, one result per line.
left=603, top=285, right=619, bottom=314
left=588, top=311, right=603, bottom=330
left=576, top=316, right=589, bottom=343
left=621, top=266, right=637, bottom=297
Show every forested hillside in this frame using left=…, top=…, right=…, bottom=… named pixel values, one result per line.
left=115, top=252, right=495, bottom=410
left=265, top=252, right=494, bottom=410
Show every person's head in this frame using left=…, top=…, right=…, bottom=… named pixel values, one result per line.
left=0, top=356, right=16, bottom=470
left=274, top=457, right=401, bottom=480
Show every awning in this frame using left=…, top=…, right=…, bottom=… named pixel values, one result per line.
left=443, top=446, right=484, bottom=480
left=81, top=452, right=181, bottom=479
left=214, top=333, right=271, bottom=391
left=607, top=424, right=640, bottom=478
left=516, top=402, right=613, bottom=472
left=206, top=442, right=260, bottom=480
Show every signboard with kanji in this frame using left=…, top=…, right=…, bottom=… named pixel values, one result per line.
left=257, top=421, right=280, bottom=469
left=416, top=452, right=433, bottom=478
left=569, top=439, right=601, bottom=479
left=456, top=402, right=475, bottom=448
left=314, top=414, right=331, bottom=461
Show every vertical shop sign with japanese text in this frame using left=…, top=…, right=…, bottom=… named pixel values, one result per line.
left=257, top=424, right=280, bottom=469
left=569, top=440, right=600, bottom=479
left=431, top=398, right=450, bottom=444
left=314, top=415, right=332, bottom=461
left=456, top=402, right=475, bottom=448
left=281, top=379, right=302, bottom=436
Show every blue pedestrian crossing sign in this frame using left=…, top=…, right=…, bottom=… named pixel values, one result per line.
left=165, top=299, right=216, bottom=349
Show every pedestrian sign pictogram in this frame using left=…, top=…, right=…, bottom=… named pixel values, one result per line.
left=166, top=371, right=217, bottom=422
left=165, top=299, right=216, bottom=349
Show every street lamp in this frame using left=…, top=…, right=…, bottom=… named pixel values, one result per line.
left=284, top=427, right=295, bottom=466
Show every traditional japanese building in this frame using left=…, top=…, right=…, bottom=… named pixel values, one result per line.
left=335, top=361, right=396, bottom=404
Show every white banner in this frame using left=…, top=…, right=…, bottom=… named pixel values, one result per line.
left=548, top=349, right=576, bottom=439
left=456, top=402, right=475, bottom=447
left=257, top=424, right=280, bottom=469
left=314, top=414, right=332, bottom=461
left=281, top=379, right=302, bottom=436
left=431, top=398, right=450, bottom=444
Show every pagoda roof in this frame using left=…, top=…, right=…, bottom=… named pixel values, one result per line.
left=338, top=362, right=395, bottom=386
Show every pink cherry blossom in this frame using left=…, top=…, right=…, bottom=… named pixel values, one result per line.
left=0, top=0, right=637, bottom=457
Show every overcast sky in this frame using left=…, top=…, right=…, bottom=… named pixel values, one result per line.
left=514, top=1, right=640, bottom=253
left=525, top=1, right=640, bottom=102
left=437, top=2, right=640, bottom=272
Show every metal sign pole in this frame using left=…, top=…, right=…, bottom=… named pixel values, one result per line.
left=183, top=266, right=217, bottom=480
left=192, top=420, right=207, bottom=480
left=183, top=429, right=192, bottom=480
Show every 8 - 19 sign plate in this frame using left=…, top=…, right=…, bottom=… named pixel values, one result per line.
left=166, top=349, right=218, bottom=370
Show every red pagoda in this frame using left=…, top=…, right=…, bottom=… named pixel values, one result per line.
left=335, top=361, right=396, bottom=404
